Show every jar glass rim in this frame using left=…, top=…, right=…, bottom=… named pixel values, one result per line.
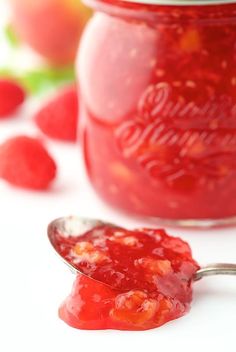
left=122, top=0, right=236, bottom=5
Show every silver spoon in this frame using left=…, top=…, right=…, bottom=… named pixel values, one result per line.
left=48, top=216, right=236, bottom=284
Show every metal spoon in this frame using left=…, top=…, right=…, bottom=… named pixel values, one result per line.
left=48, top=215, right=236, bottom=283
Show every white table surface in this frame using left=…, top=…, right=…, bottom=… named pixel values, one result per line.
left=0, top=2, right=236, bottom=352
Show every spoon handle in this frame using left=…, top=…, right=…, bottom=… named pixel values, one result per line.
left=194, top=263, right=236, bottom=281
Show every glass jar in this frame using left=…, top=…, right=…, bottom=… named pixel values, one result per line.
left=78, top=0, right=236, bottom=226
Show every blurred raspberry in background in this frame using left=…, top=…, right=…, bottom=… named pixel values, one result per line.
left=0, top=0, right=86, bottom=191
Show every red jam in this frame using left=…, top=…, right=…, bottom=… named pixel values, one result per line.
left=78, top=1, right=236, bottom=222
left=54, top=224, right=199, bottom=330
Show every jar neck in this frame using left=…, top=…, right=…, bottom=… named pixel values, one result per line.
left=106, top=0, right=236, bottom=5
left=85, top=0, right=236, bottom=23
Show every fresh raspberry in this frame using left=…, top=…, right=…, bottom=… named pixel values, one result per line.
left=0, top=79, right=25, bottom=117
left=35, top=86, right=78, bottom=142
left=0, top=136, right=57, bottom=190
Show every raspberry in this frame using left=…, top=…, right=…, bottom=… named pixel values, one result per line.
left=0, top=136, right=57, bottom=190
left=35, top=86, right=78, bottom=142
left=0, top=79, right=25, bottom=117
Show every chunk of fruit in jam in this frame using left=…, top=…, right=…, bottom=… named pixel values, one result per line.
left=55, top=224, right=199, bottom=330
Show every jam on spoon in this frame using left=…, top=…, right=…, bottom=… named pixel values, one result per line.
left=48, top=216, right=236, bottom=331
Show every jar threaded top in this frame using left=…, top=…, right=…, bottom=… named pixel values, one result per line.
left=123, top=0, right=235, bottom=5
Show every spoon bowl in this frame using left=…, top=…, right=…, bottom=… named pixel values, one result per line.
left=48, top=216, right=118, bottom=285
left=48, top=216, right=236, bottom=282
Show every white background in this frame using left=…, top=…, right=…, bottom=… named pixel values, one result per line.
left=0, top=1, right=236, bottom=351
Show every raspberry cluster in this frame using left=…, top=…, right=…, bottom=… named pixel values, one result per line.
left=0, top=79, right=78, bottom=190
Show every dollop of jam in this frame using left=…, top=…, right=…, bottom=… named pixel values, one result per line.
left=54, top=225, right=199, bottom=330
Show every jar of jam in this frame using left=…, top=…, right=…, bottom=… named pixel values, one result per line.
left=78, top=0, right=236, bottom=226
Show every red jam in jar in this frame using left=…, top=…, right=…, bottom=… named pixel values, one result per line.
left=78, top=0, right=236, bottom=225
left=54, top=224, right=199, bottom=330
